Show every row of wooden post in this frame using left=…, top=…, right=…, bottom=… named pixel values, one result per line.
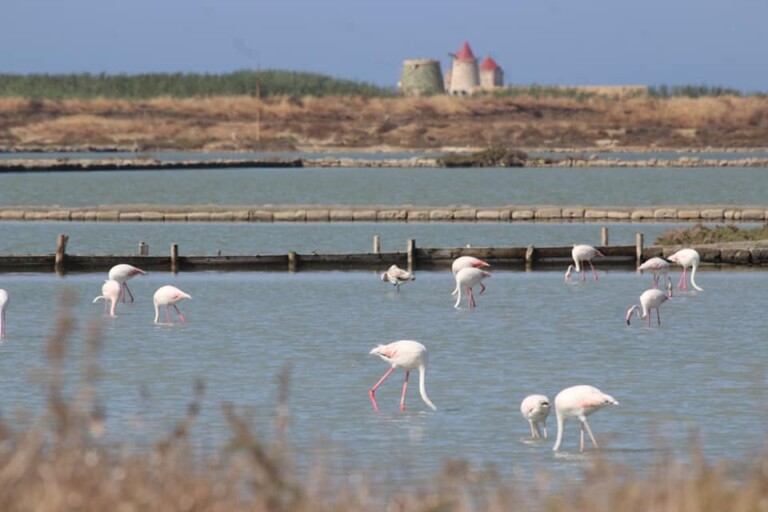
left=51, top=226, right=645, bottom=273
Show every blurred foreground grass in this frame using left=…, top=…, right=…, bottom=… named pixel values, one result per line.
left=1, top=290, right=767, bottom=511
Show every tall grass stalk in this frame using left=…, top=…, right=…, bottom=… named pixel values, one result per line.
left=1, top=291, right=768, bottom=511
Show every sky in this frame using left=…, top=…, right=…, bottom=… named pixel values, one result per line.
left=2, top=0, right=767, bottom=93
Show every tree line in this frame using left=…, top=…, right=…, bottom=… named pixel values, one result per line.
left=0, top=70, right=397, bottom=99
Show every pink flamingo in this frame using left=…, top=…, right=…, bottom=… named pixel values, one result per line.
left=565, top=244, right=604, bottom=283
left=638, top=257, right=670, bottom=290
left=452, top=267, right=491, bottom=308
left=153, top=285, right=191, bottom=324
left=369, top=340, right=436, bottom=412
left=92, top=280, right=122, bottom=317
left=667, top=248, right=703, bottom=291
left=552, top=384, right=619, bottom=452
left=109, top=264, right=147, bottom=303
left=520, top=394, right=551, bottom=439
left=380, top=264, right=415, bottom=291
left=451, top=256, right=491, bottom=275
left=626, top=284, right=672, bottom=327
left=0, top=289, right=8, bottom=339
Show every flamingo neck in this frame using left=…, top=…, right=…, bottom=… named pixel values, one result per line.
left=552, top=412, right=566, bottom=451
left=153, top=303, right=160, bottom=323
left=690, top=263, right=704, bottom=291
left=418, top=365, right=437, bottom=411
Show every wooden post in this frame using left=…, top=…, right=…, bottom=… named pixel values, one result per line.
left=373, top=235, right=380, bottom=254
left=525, top=244, right=535, bottom=270
left=55, top=234, right=69, bottom=274
left=139, top=241, right=149, bottom=256
left=601, top=226, right=609, bottom=247
left=288, top=251, right=297, bottom=272
left=170, top=243, right=179, bottom=273
left=635, top=233, right=644, bottom=265
left=406, top=239, right=416, bottom=271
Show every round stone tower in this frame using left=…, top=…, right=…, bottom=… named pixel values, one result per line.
left=479, top=56, right=504, bottom=89
left=448, top=41, right=479, bottom=95
left=399, top=59, right=445, bottom=96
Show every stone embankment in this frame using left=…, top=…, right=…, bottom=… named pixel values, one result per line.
left=1, top=205, right=766, bottom=222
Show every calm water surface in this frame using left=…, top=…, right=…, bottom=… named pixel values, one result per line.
left=0, top=268, right=765, bottom=489
left=1, top=221, right=755, bottom=256
left=1, top=165, right=766, bottom=206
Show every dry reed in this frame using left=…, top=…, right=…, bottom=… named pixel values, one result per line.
left=1, top=290, right=768, bottom=511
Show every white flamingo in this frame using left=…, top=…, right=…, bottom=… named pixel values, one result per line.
left=93, top=279, right=122, bottom=317
left=452, top=267, right=491, bottom=308
left=638, top=257, right=670, bottom=290
left=451, top=256, right=490, bottom=275
left=0, top=289, right=8, bottom=339
left=380, top=264, right=415, bottom=291
left=520, top=394, right=551, bottom=439
left=552, top=385, right=619, bottom=452
left=667, top=248, right=703, bottom=291
left=108, top=264, right=147, bottom=303
left=369, top=340, right=437, bottom=412
left=153, top=285, right=191, bottom=324
left=565, top=244, right=604, bottom=283
left=626, top=284, right=672, bottom=327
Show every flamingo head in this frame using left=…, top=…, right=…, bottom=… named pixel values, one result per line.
left=565, top=265, right=574, bottom=283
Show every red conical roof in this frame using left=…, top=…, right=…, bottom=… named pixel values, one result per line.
left=455, top=41, right=475, bottom=60
left=480, top=56, right=500, bottom=71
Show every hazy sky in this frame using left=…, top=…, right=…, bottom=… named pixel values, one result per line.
left=3, top=0, right=767, bottom=92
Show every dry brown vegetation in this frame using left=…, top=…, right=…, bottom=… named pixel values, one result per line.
left=4, top=292, right=768, bottom=511
left=1, top=94, right=768, bottom=153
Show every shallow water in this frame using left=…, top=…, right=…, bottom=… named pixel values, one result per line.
left=1, top=165, right=766, bottom=206
left=0, top=267, right=765, bottom=489
left=0, top=221, right=753, bottom=257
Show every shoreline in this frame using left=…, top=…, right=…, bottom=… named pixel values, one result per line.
left=2, top=154, right=768, bottom=172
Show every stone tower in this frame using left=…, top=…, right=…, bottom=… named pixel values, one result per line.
left=447, top=41, right=479, bottom=95
left=399, top=59, right=445, bottom=96
left=479, top=56, right=504, bottom=88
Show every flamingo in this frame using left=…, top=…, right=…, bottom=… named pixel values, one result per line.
left=380, top=264, right=415, bottom=291
left=667, top=248, right=703, bottom=292
left=565, top=244, right=604, bottom=283
left=452, top=267, right=491, bottom=308
left=638, top=257, right=670, bottom=290
left=451, top=256, right=491, bottom=275
left=520, top=394, right=551, bottom=439
left=369, top=340, right=436, bottom=412
left=0, top=289, right=8, bottom=339
left=92, top=279, right=122, bottom=317
left=153, top=285, right=191, bottom=324
left=108, top=264, right=147, bottom=303
left=552, top=384, right=619, bottom=452
left=626, top=283, right=672, bottom=327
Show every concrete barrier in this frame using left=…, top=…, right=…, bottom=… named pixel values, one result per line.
left=0, top=205, right=765, bottom=223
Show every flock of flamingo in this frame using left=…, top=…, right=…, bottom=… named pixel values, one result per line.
left=0, top=245, right=704, bottom=452
left=375, top=245, right=704, bottom=452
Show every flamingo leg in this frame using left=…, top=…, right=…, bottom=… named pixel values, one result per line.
left=400, top=371, right=410, bottom=411
left=369, top=366, right=396, bottom=411
left=529, top=420, right=537, bottom=438
left=581, top=262, right=587, bottom=282
left=580, top=424, right=585, bottom=452
left=653, top=274, right=659, bottom=288
left=589, top=260, right=598, bottom=281
left=125, top=283, right=135, bottom=303
left=468, top=287, right=476, bottom=308
left=656, top=308, right=661, bottom=326
left=678, top=268, right=687, bottom=291
left=479, top=282, right=486, bottom=295
left=582, top=418, right=600, bottom=449
left=173, top=305, right=186, bottom=323
left=165, top=307, right=172, bottom=323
